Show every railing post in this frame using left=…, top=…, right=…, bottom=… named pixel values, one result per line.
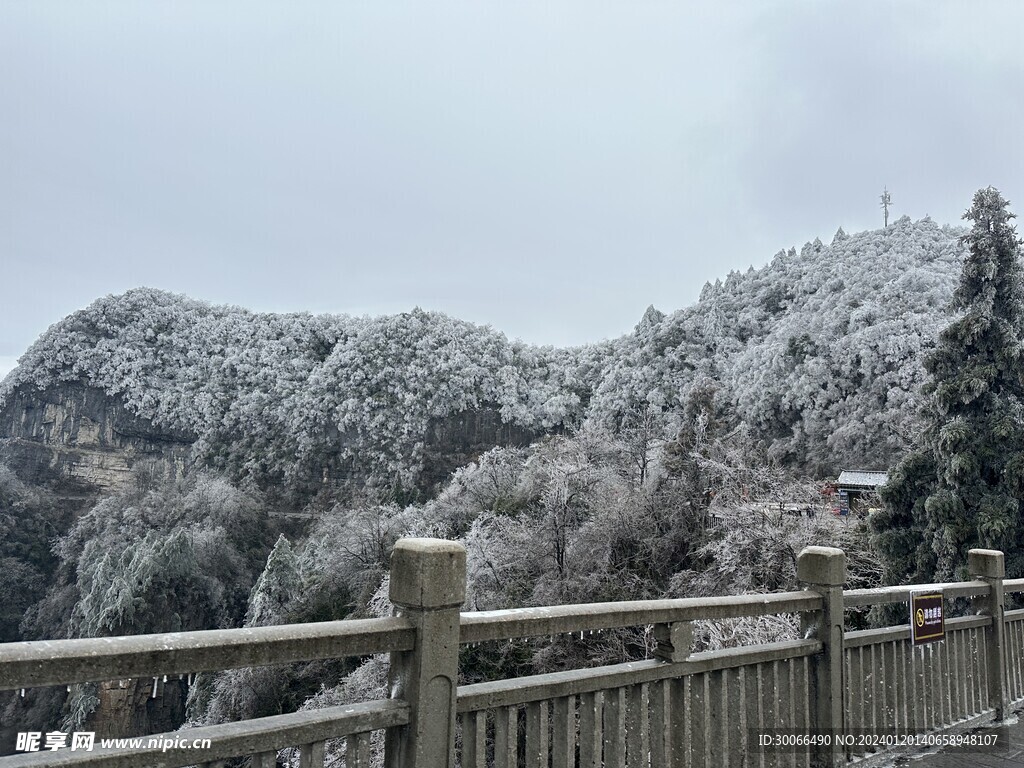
left=384, top=538, right=466, bottom=768
left=653, top=621, right=693, bottom=662
left=797, top=546, right=846, bottom=768
left=969, top=548, right=1007, bottom=721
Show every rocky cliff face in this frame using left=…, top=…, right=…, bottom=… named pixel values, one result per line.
left=0, top=382, right=194, bottom=495
left=421, top=407, right=541, bottom=489
left=89, top=679, right=188, bottom=740
left=0, top=382, right=540, bottom=499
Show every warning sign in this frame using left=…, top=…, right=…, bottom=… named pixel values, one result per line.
left=910, top=592, right=944, bottom=645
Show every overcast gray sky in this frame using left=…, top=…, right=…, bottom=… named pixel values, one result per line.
left=2, top=2, right=1023, bottom=380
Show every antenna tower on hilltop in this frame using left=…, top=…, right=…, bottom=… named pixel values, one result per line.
left=880, top=188, right=892, bottom=227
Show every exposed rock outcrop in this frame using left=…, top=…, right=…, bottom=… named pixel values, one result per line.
left=89, top=679, right=188, bottom=740
left=0, top=382, right=540, bottom=500
left=0, top=382, right=193, bottom=496
left=421, top=407, right=540, bottom=489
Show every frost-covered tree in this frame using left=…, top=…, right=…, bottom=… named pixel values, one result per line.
left=671, top=503, right=880, bottom=649
left=21, top=472, right=272, bottom=642
left=292, top=502, right=414, bottom=623
left=199, top=535, right=314, bottom=725
left=875, top=188, right=1024, bottom=581
left=0, top=463, right=61, bottom=642
left=245, top=535, right=302, bottom=627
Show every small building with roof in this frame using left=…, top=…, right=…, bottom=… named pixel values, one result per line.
left=833, top=469, right=889, bottom=515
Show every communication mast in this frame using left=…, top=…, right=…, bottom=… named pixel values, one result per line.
left=880, top=188, right=892, bottom=227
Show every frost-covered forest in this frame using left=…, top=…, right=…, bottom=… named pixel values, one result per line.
left=0, top=216, right=972, bottom=743
left=1, top=216, right=964, bottom=491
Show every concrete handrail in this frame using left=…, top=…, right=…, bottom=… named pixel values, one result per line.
left=0, top=617, right=415, bottom=691
left=844, top=580, right=989, bottom=607
left=458, top=591, right=822, bottom=643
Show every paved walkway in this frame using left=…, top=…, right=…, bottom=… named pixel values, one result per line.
left=893, top=711, right=1024, bottom=767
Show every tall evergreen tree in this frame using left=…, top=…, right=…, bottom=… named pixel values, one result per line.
left=874, top=188, right=1024, bottom=581
left=245, top=534, right=301, bottom=627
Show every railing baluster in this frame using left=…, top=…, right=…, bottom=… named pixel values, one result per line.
left=971, top=626, right=981, bottom=713
left=552, top=695, right=575, bottom=768
left=962, top=628, right=973, bottom=715
left=691, top=672, right=708, bottom=768
left=707, top=670, right=724, bottom=768
left=1017, top=618, right=1024, bottom=702
left=795, top=658, right=810, bottom=768
left=903, top=643, right=915, bottom=730
left=972, top=627, right=983, bottom=714
left=525, top=700, right=549, bottom=768
left=952, top=628, right=964, bottom=721
left=602, top=686, right=626, bottom=768
left=884, top=638, right=892, bottom=737
left=1011, top=618, right=1019, bottom=704
left=763, top=664, right=778, bottom=768
left=744, top=665, right=763, bottom=768
left=864, top=643, right=874, bottom=739
left=579, top=691, right=603, bottom=768
left=919, top=644, right=930, bottom=731
left=931, top=643, right=941, bottom=729
left=789, top=659, right=800, bottom=768
left=778, top=660, right=794, bottom=768
left=864, top=647, right=872, bottom=741
left=254, top=751, right=277, bottom=768
left=493, top=704, right=518, bottom=768
left=979, top=625, right=988, bottom=713
left=346, top=732, right=371, bottom=768
left=461, top=710, right=486, bottom=768
left=670, top=677, right=688, bottom=768
left=936, top=638, right=949, bottom=727
left=978, top=626, right=987, bottom=716
left=963, top=627, right=975, bottom=716
left=954, top=630, right=962, bottom=720
left=882, top=641, right=893, bottom=737
left=649, top=679, right=669, bottom=768
left=915, top=644, right=928, bottom=730
left=876, top=641, right=890, bottom=741
left=727, top=668, right=744, bottom=768
left=299, top=740, right=326, bottom=768
left=895, top=639, right=908, bottom=733
left=948, top=630, right=958, bottom=722
left=1015, top=619, right=1023, bottom=701
left=1006, top=619, right=1018, bottom=702
left=625, top=683, right=647, bottom=768
left=845, top=648, right=857, bottom=756
left=980, top=625, right=990, bottom=713
left=924, top=643, right=935, bottom=726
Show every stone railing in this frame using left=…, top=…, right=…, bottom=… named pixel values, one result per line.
left=839, top=548, right=1023, bottom=765
left=0, top=540, right=1019, bottom=767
